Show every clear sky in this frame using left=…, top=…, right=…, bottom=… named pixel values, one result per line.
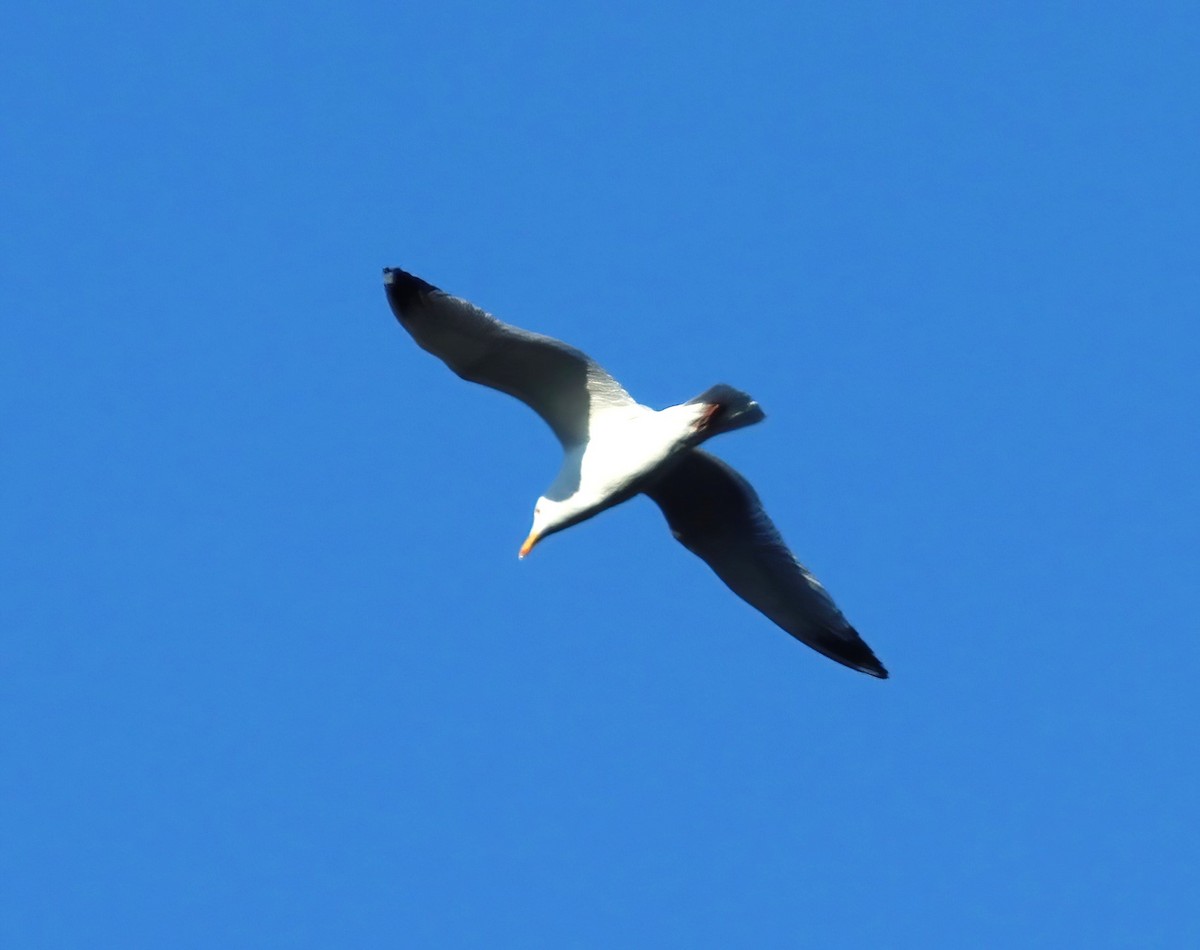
left=3, top=2, right=1198, bottom=947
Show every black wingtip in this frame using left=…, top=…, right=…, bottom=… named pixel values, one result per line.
left=831, top=629, right=889, bottom=679
left=835, top=652, right=889, bottom=679
left=382, top=267, right=439, bottom=315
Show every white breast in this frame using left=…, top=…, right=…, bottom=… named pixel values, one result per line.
left=546, top=403, right=708, bottom=506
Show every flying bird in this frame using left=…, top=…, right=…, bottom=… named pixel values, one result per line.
left=384, top=267, right=887, bottom=678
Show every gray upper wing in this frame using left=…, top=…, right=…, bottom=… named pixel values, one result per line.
left=645, top=451, right=888, bottom=678
left=384, top=268, right=636, bottom=446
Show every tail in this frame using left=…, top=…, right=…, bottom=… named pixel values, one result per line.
left=687, top=384, right=766, bottom=437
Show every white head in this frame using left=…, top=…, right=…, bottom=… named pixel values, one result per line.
left=518, top=496, right=580, bottom=558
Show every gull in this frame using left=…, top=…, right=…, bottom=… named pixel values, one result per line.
left=384, top=267, right=887, bottom=678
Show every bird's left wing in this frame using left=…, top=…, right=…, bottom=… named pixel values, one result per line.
left=645, top=451, right=888, bottom=678
left=384, top=268, right=636, bottom=446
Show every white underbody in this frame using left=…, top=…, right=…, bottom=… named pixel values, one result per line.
left=543, top=402, right=710, bottom=520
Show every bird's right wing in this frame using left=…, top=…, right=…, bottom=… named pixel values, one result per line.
left=645, top=451, right=888, bottom=678
left=384, top=268, right=636, bottom=446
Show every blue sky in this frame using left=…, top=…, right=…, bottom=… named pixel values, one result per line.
left=3, top=1, right=1198, bottom=946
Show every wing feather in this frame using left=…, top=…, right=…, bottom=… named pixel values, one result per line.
left=645, top=451, right=888, bottom=678
left=384, top=268, right=635, bottom=446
